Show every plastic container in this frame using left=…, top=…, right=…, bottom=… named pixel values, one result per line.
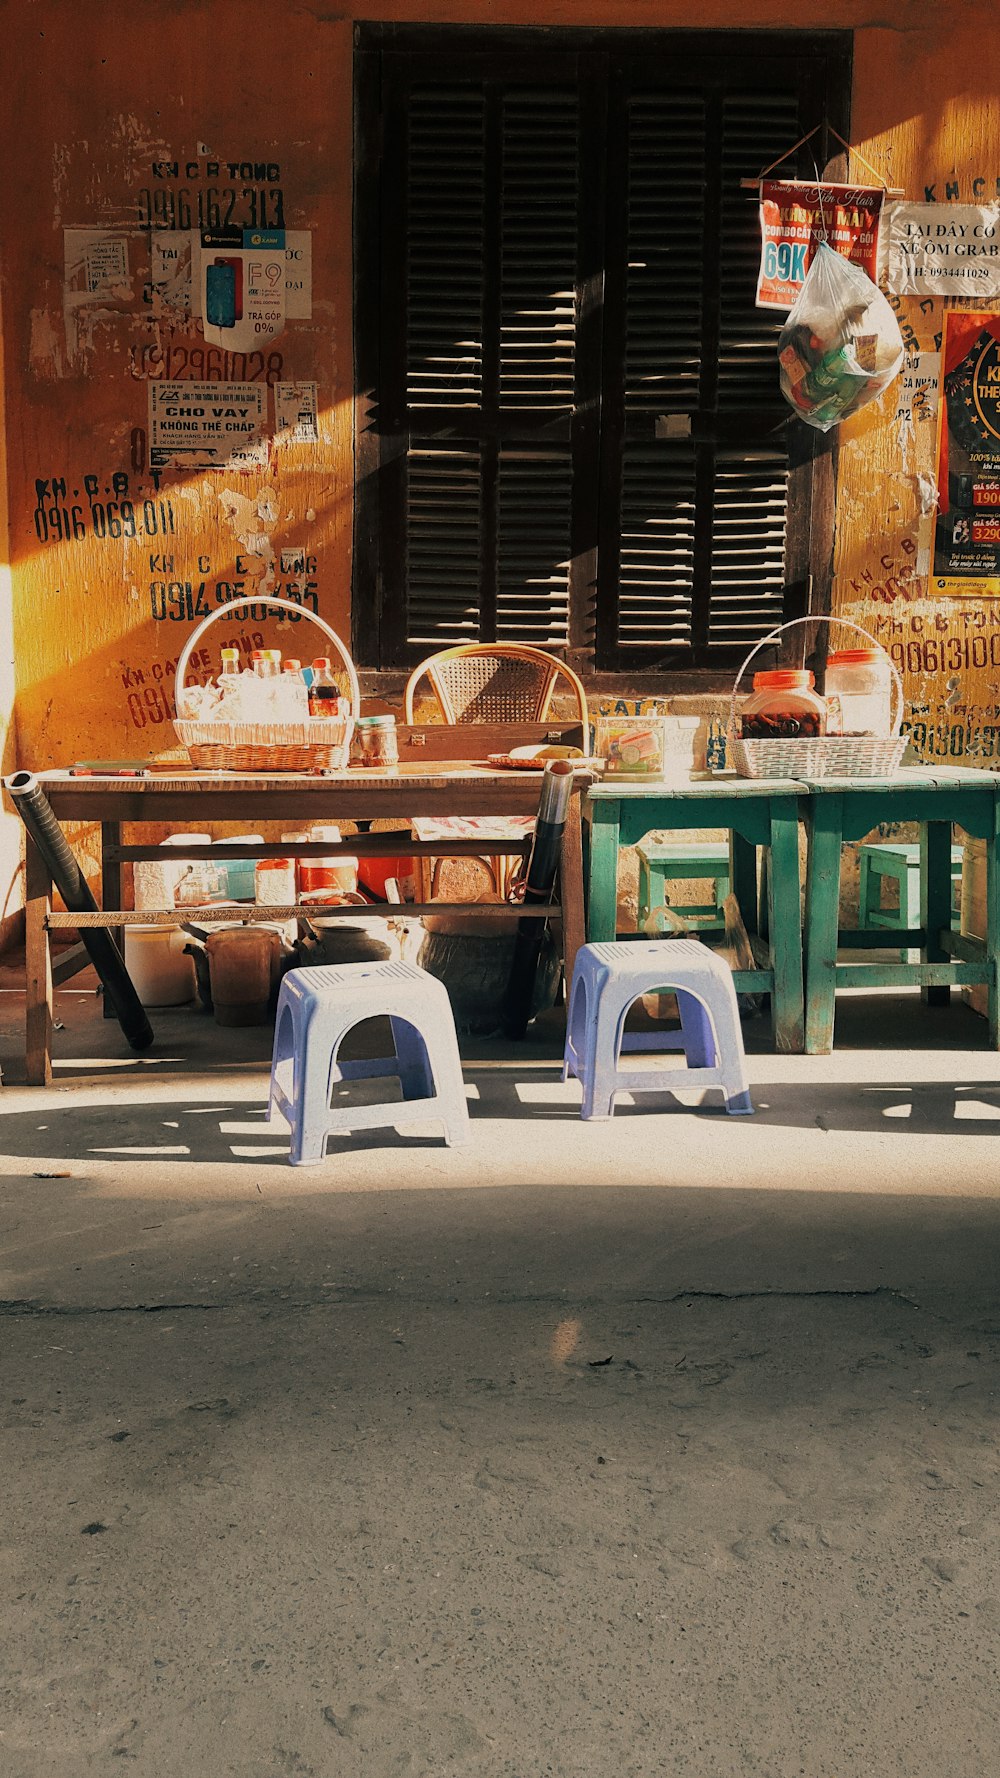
left=824, top=649, right=894, bottom=737
left=355, top=713, right=399, bottom=767
left=124, top=926, right=197, bottom=1006
left=738, top=669, right=828, bottom=740
left=595, top=715, right=667, bottom=779
left=213, top=833, right=262, bottom=900
left=206, top=927, right=284, bottom=1026
left=300, top=824, right=357, bottom=896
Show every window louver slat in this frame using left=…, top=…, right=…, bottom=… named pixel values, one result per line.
left=497, top=448, right=573, bottom=645
left=615, top=444, right=698, bottom=650
left=406, top=90, right=485, bottom=407
left=706, top=452, right=789, bottom=649
left=500, top=91, right=580, bottom=411
left=716, top=93, right=803, bottom=412
left=624, top=96, right=707, bottom=416
left=405, top=445, right=483, bottom=644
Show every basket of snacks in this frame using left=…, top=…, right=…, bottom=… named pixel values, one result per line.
left=727, top=616, right=908, bottom=780
left=172, top=596, right=361, bottom=771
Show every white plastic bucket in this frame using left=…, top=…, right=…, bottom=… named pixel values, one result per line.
left=124, top=925, right=197, bottom=1006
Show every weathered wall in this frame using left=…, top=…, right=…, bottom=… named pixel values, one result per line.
left=2, top=0, right=999, bottom=791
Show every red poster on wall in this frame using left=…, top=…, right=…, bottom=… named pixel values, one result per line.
left=756, top=180, right=886, bottom=310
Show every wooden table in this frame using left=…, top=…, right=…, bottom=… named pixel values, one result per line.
left=801, top=764, right=1000, bottom=1052
left=22, top=752, right=590, bottom=1085
left=583, top=775, right=807, bottom=1054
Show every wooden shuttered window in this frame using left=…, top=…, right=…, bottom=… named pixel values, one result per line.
left=355, top=30, right=851, bottom=677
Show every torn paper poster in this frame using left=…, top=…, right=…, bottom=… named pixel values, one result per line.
left=149, top=379, right=267, bottom=470
left=63, top=228, right=135, bottom=356
left=282, top=233, right=312, bottom=319
left=274, top=381, right=319, bottom=443
left=150, top=231, right=196, bottom=315
left=896, top=352, right=940, bottom=427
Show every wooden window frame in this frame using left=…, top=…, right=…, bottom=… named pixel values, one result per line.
left=353, top=23, right=853, bottom=695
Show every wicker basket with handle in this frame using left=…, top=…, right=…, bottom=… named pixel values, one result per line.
left=727, top=616, right=908, bottom=780
left=172, top=595, right=362, bottom=771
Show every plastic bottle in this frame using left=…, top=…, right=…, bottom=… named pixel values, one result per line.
left=308, top=658, right=342, bottom=718
left=220, top=647, right=240, bottom=682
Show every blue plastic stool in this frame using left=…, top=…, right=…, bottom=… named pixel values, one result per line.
left=268, top=961, right=471, bottom=1165
left=562, top=939, right=753, bottom=1120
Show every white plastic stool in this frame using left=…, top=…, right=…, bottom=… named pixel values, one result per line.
left=562, top=939, right=753, bottom=1120
left=268, top=962, right=471, bottom=1165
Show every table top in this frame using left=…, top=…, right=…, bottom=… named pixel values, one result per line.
left=587, top=765, right=1000, bottom=800
left=587, top=772, right=809, bottom=800
left=35, top=764, right=587, bottom=791
left=31, top=763, right=594, bottom=823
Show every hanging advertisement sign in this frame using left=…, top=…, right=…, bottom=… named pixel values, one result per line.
left=756, top=181, right=886, bottom=310
left=886, top=202, right=1000, bottom=298
left=932, top=312, right=1000, bottom=597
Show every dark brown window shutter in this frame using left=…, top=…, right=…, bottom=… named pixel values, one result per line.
left=355, top=30, right=851, bottom=676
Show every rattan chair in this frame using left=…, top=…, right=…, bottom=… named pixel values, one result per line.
left=403, top=644, right=589, bottom=902
left=403, top=643, right=589, bottom=729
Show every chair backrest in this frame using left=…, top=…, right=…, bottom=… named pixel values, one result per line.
left=404, top=643, right=589, bottom=728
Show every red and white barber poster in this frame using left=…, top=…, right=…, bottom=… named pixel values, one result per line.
left=756, top=180, right=885, bottom=310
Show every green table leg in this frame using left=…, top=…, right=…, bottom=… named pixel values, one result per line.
left=921, top=822, right=952, bottom=1008
left=767, top=796, right=804, bottom=1054
left=987, top=799, right=1000, bottom=1048
left=586, top=799, right=622, bottom=942
left=730, top=833, right=758, bottom=939
left=804, top=793, right=844, bottom=1054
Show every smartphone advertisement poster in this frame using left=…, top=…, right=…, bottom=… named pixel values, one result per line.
left=200, top=228, right=286, bottom=350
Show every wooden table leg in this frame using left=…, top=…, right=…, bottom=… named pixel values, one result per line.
left=585, top=799, right=621, bottom=942
left=921, top=821, right=952, bottom=1008
left=559, top=792, right=585, bottom=994
left=25, top=835, right=53, bottom=1087
left=804, top=793, right=843, bottom=1055
left=102, top=820, right=123, bottom=1019
left=730, top=833, right=759, bottom=939
left=767, top=795, right=805, bottom=1055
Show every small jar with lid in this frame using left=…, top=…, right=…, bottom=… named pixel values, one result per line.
left=824, top=648, right=894, bottom=736
left=739, top=669, right=828, bottom=740
left=355, top=713, right=399, bottom=767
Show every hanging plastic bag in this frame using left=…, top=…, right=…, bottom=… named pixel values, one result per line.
left=777, top=242, right=904, bottom=432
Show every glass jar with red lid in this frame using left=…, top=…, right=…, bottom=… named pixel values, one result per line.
left=739, top=668, right=828, bottom=740
left=824, top=648, right=894, bottom=736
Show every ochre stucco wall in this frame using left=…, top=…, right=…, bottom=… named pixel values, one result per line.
left=2, top=0, right=999, bottom=803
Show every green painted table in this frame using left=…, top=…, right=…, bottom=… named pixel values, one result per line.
left=801, top=765, right=1000, bottom=1053
left=584, top=776, right=807, bottom=1053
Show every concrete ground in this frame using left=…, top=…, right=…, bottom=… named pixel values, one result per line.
left=1, top=969, right=999, bottom=1777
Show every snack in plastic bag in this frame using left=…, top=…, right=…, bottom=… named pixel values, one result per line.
left=777, top=242, right=904, bottom=432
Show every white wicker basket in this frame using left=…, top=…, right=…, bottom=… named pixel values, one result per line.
left=727, top=616, right=907, bottom=780
left=172, top=596, right=361, bottom=772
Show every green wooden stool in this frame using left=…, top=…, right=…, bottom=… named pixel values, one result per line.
left=636, top=838, right=730, bottom=932
left=858, top=841, right=964, bottom=963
